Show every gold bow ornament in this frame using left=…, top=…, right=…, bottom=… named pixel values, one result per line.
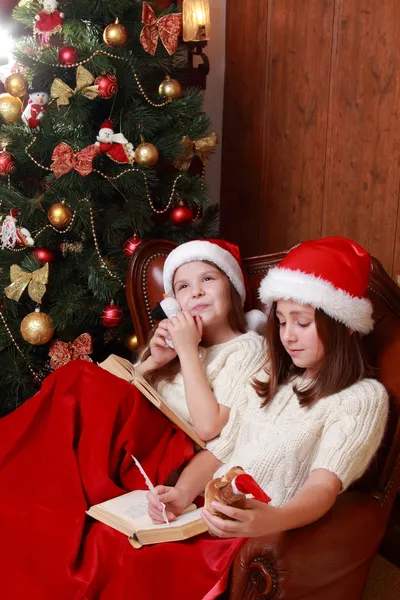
left=50, top=66, right=99, bottom=108
left=173, top=132, right=217, bottom=171
left=5, top=262, right=49, bottom=304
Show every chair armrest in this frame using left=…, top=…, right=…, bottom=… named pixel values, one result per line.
left=228, top=492, right=387, bottom=599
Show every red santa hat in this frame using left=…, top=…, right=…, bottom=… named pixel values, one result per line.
left=99, top=119, right=114, bottom=133
left=163, top=239, right=268, bottom=332
left=259, top=237, right=373, bottom=334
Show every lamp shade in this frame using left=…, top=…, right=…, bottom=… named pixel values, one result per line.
left=182, top=0, right=210, bottom=42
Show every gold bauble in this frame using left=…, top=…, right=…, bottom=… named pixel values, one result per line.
left=5, top=73, right=28, bottom=98
left=21, top=309, right=54, bottom=345
left=0, top=94, right=23, bottom=124
left=47, top=202, right=73, bottom=228
left=134, top=142, right=159, bottom=167
left=103, top=17, right=129, bottom=48
left=125, top=332, right=139, bottom=352
left=158, top=76, right=182, bottom=101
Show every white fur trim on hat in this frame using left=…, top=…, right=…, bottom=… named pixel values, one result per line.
left=163, top=240, right=246, bottom=304
left=245, top=309, right=269, bottom=334
left=259, top=267, right=374, bottom=334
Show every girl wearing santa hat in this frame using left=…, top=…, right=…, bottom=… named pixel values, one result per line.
left=135, top=238, right=266, bottom=441
left=148, top=237, right=389, bottom=542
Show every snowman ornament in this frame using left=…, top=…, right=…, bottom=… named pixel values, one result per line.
left=34, top=0, right=64, bottom=47
left=22, top=80, right=50, bottom=130
left=95, top=120, right=135, bottom=164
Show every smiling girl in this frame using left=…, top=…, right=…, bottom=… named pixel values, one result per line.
left=136, top=239, right=266, bottom=441
left=148, top=237, right=389, bottom=542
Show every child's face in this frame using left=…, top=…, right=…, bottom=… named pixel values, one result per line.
left=276, top=299, right=324, bottom=378
left=173, top=261, right=231, bottom=328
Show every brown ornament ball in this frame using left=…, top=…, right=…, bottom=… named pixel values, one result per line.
left=123, top=235, right=142, bottom=257
left=48, top=203, right=73, bottom=229
left=21, top=309, right=54, bottom=345
left=5, top=73, right=28, bottom=98
left=93, top=73, right=118, bottom=99
left=134, top=142, right=159, bottom=167
left=103, top=18, right=129, bottom=48
left=170, top=204, right=193, bottom=227
left=125, top=332, right=139, bottom=352
left=158, top=76, right=182, bottom=101
left=34, top=247, right=55, bottom=263
left=58, top=46, right=78, bottom=65
left=101, top=302, right=124, bottom=328
left=0, top=93, right=23, bottom=124
left=0, top=150, right=16, bottom=176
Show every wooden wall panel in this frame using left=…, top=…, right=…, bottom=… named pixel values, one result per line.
left=220, top=1, right=270, bottom=255
left=258, top=0, right=335, bottom=255
left=221, top=0, right=400, bottom=277
left=322, top=0, right=400, bottom=275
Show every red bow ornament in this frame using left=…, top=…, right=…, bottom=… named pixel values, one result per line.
left=51, top=142, right=100, bottom=178
left=140, top=2, right=182, bottom=56
left=49, top=333, right=93, bottom=370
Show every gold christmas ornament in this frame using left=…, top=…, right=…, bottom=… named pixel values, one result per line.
left=50, top=66, right=99, bottom=107
left=173, top=132, right=217, bottom=171
left=134, top=142, right=159, bottom=166
left=5, top=73, right=29, bottom=98
left=21, top=307, right=54, bottom=345
left=5, top=262, right=49, bottom=304
left=48, top=202, right=73, bottom=228
left=0, top=94, right=23, bottom=124
left=103, top=18, right=129, bottom=48
left=125, top=332, right=139, bottom=352
left=158, top=76, right=182, bottom=101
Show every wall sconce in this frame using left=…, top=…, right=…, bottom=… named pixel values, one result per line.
left=182, top=0, right=210, bottom=76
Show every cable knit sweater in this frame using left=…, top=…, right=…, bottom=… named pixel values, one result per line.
left=207, top=376, right=389, bottom=507
left=156, top=331, right=265, bottom=425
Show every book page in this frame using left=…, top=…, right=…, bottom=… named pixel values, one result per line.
left=99, top=489, right=149, bottom=522
left=98, top=354, right=135, bottom=381
left=133, top=507, right=204, bottom=532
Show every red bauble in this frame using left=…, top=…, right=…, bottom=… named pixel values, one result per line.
left=58, top=46, right=78, bottom=65
left=34, top=247, right=55, bottom=263
left=101, top=301, right=124, bottom=328
left=170, top=204, right=193, bottom=227
left=123, top=235, right=142, bottom=257
left=0, top=150, right=16, bottom=177
left=94, top=73, right=118, bottom=99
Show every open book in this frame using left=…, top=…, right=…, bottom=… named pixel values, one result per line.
left=87, top=489, right=207, bottom=547
left=98, top=354, right=206, bottom=449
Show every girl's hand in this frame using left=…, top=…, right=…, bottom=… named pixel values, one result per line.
left=147, top=485, right=190, bottom=523
left=166, top=312, right=203, bottom=357
left=149, top=320, right=177, bottom=367
left=201, top=499, right=281, bottom=538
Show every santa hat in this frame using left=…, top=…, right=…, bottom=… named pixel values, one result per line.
left=99, top=119, right=114, bottom=133
left=163, top=239, right=268, bottom=333
left=259, top=237, right=373, bottom=334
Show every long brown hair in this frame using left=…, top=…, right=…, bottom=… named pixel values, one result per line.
left=141, top=263, right=247, bottom=389
left=253, top=302, right=373, bottom=407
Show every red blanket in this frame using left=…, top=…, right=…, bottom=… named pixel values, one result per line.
left=0, top=361, right=244, bottom=600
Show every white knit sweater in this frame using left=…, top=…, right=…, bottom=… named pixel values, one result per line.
left=156, top=331, right=265, bottom=425
left=207, top=376, right=389, bottom=507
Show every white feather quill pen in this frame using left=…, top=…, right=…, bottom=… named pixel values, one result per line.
left=131, top=455, right=169, bottom=525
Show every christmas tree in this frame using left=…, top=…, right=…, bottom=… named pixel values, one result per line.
left=0, top=0, right=218, bottom=416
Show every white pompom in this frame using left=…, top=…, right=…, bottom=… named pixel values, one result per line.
left=245, top=309, right=269, bottom=334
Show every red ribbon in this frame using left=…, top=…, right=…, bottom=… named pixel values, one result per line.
left=50, top=142, right=99, bottom=178
left=140, top=2, right=182, bottom=56
left=49, top=333, right=93, bottom=370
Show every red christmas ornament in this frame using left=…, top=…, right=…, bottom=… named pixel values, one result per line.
left=170, top=203, right=193, bottom=227
left=94, top=73, right=118, bottom=99
left=34, top=247, right=55, bottom=263
left=101, top=301, right=124, bottom=328
left=0, top=150, right=16, bottom=176
left=123, top=235, right=142, bottom=257
left=58, top=46, right=78, bottom=65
